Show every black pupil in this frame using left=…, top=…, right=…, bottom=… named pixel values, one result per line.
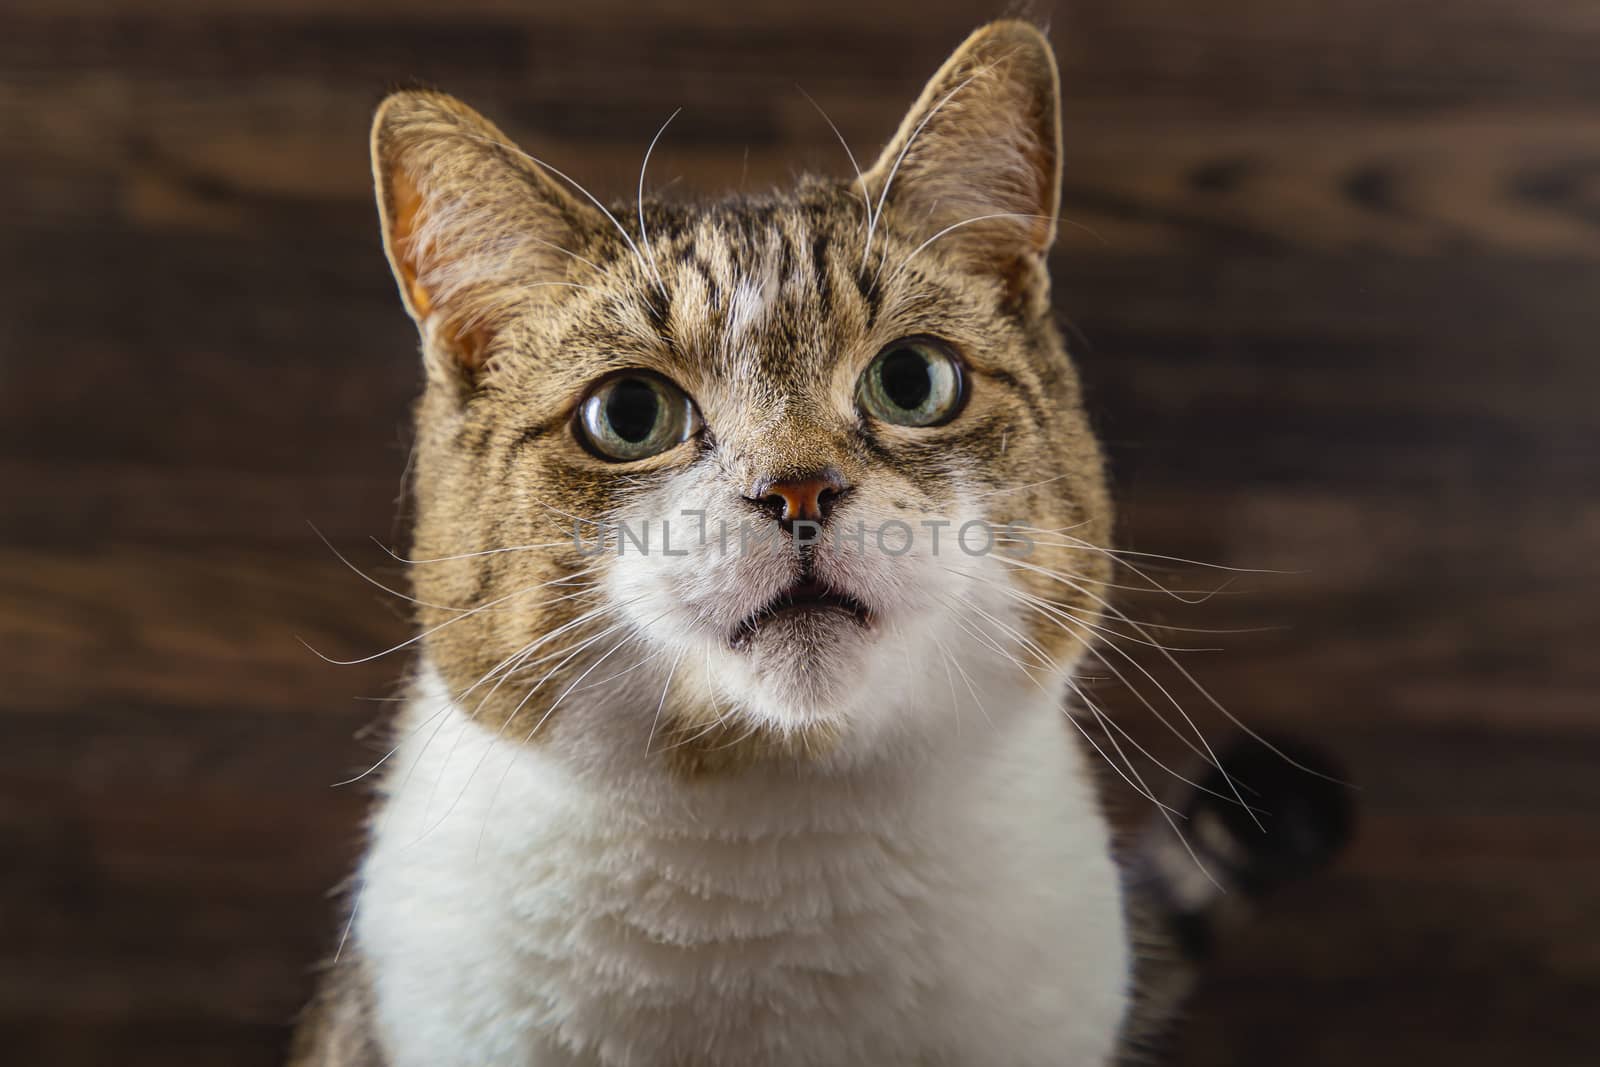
left=605, top=379, right=662, bottom=443
left=880, top=347, right=933, bottom=411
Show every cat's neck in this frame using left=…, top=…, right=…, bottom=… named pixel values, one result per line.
left=353, top=661, right=1128, bottom=1067
left=371, top=658, right=1052, bottom=846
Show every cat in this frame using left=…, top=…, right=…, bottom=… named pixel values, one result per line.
left=289, top=20, right=1349, bottom=1067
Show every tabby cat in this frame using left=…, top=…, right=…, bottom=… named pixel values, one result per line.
left=290, top=21, right=1348, bottom=1066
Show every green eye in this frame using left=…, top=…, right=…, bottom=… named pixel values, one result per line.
left=576, top=372, right=702, bottom=461
left=857, top=337, right=965, bottom=427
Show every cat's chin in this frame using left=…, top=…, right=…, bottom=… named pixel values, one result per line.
left=728, top=599, right=877, bottom=715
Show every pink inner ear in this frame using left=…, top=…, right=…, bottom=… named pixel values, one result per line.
left=387, top=169, right=435, bottom=318
left=386, top=166, right=496, bottom=372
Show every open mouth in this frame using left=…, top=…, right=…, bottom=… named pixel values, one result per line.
left=731, top=579, right=873, bottom=648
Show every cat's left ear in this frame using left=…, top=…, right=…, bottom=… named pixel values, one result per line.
left=862, top=21, right=1062, bottom=288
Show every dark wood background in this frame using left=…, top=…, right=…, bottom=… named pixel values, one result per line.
left=3, top=1, right=1597, bottom=1064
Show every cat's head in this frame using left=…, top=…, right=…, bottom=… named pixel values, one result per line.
left=371, top=21, right=1111, bottom=771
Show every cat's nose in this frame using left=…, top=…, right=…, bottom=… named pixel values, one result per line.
left=746, top=469, right=850, bottom=528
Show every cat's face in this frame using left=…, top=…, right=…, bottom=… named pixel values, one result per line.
left=373, top=22, right=1111, bottom=769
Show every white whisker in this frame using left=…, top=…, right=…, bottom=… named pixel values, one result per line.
left=972, top=472, right=1077, bottom=500
left=862, top=74, right=978, bottom=271
left=372, top=536, right=586, bottom=565
left=637, top=107, right=682, bottom=297
left=299, top=577, right=569, bottom=666
left=798, top=86, right=869, bottom=234
left=1080, top=693, right=1220, bottom=890
left=888, top=211, right=1050, bottom=283
left=1007, top=524, right=1297, bottom=576
left=466, top=134, right=653, bottom=289
left=311, top=521, right=476, bottom=614
left=645, top=647, right=687, bottom=755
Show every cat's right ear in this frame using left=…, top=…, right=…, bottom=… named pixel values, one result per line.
left=371, top=91, right=604, bottom=385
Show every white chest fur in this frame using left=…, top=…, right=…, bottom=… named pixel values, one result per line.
left=355, top=665, right=1128, bottom=1066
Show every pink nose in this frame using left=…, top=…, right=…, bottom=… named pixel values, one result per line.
left=747, top=471, right=849, bottom=525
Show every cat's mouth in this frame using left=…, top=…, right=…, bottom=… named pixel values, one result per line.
left=730, top=579, right=873, bottom=649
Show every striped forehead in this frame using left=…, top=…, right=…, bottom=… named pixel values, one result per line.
left=656, top=203, right=866, bottom=388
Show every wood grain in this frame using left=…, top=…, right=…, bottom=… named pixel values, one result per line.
left=2, top=2, right=1596, bottom=1063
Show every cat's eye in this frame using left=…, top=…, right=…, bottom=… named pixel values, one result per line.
left=857, top=337, right=965, bottom=427
left=576, top=372, right=702, bottom=461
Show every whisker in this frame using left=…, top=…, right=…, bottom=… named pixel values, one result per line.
left=528, top=495, right=619, bottom=530
left=1006, top=524, right=1297, bottom=576
left=1002, top=537, right=1242, bottom=607
left=465, top=134, right=654, bottom=288
left=1088, top=692, right=1263, bottom=814
left=798, top=85, right=870, bottom=234
left=943, top=590, right=1057, bottom=668
left=888, top=211, right=1052, bottom=284
left=312, top=522, right=483, bottom=614
left=963, top=562, right=1214, bottom=650
left=992, top=546, right=1251, bottom=604
left=518, top=614, right=673, bottom=746
left=570, top=646, right=672, bottom=694
left=330, top=699, right=454, bottom=788
left=1008, top=589, right=1234, bottom=774
left=1028, top=601, right=1251, bottom=814
left=986, top=557, right=1231, bottom=648
left=705, top=711, right=768, bottom=753
left=299, top=576, right=574, bottom=666
left=645, top=647, right=687, bottom=755
left=932, top=595, right=1181, bottom=815
left=371, top=537, right=586, bottom=565
left=422, top=620, right=638, bottom=848
left=933, top=633, right=995, bottom=730
left=637, top=107, right=682, bottom=297
left=1080, top=694, right=1220, bottom=890
left=654, top=651, right=738, bottom=754
left=468, top=625, right=655, bottom=858
left=937, top=597, right=1051, bottom=673
left=330, top=618, right=597, bottom=791
left=930, top=632, right=964, bottom=735
left=1019, top=568, right=1270, bottom=822
left=972, top=473, right=1077, bottom=500
left=862, top=74, right=979, bottom=271
left=404, top=599, right=636, bottom=834
left=1084, top=582, right=1351, bottom=787
left=524, top=234, right=608, bottom=276
left=941, top=561, right=1265, bottom=822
